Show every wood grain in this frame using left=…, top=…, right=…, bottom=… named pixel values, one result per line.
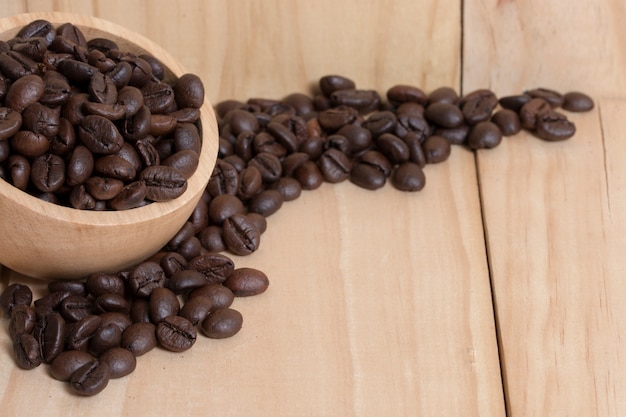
left=0, top=1, right=506, bottom=417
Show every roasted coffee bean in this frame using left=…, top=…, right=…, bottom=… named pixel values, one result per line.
left=222, top=212, right=261, bottom=256
left=8, top=155, right=30, bottom=190
left=317, top=106, right=359, bottom=131
left=187, top=254, right=235, bottom=285
left=168, top=269, right=207, bottom=294
left=189, top=284, right=235, bottom=311
left=99, top=347, right=136, bottom=379
left=9, top=305, right=36, bottom=339
left=141, top=81, right=174, bottom=114
left=248, top=152, right=283, bottom=183
left=149, top=287, right=180, bottom=323
left=89, top=72, right=117, bottom=105
left=120, top=105, right=151, bottom=142
left=135, top=137, right=160, bottom=168
left=519, top=98, right=552, bottom=130
left=318, top=148, right=352, bottom=183
left=156, top=315, right=196, bottom=352
left=0, top=283, right=33, bottom=314
left=387, top=85, right=428, bottom=106
left=163, top=149, right=199, bottom=179
left=294, top=160, right=324, bottom=190
left=128, top=261, right=166, bottom=298
left=34, top=312, right=66, bottom=363
left=50, top=350, right=95, bottom=381
left=173, top=73, right=204, bottom=109
left=160, top=251, right=188, bottom=277
left=209, top=194, right=246, bottom=225
left=59, top=295, right=93, bottom=322
left=459, top=89, right=498, bottom=125
left=0, top=107, right=22, bottom=140
left=0, top=51, right=39, bottom=79
left=330, top=89, right=380, bottom=113
left=198, top=225, right=226, bottom=252
left=535, top=110, right=576, bottom=141
left=11, top=130, right=50, bottom=158
left=376, top=133, right=410, bottom=165
left=360, top=150, right=393, bottom=176
left=106, top=61, right=132, bottom=89
left=350, top=162, right=386, bottom=190
left=107, top=180, right=147, bottom=210
left=84, top=176, right=124, bottom=200
left=94, top=154, right=136, bottom=180
left=336, top=124, right=372, bottom=155
left=208, top=159, right=239, bottom=196
left=282, top=152, right=309, bottom=177
left=319, top=75, right=356, bottom=96
left=66, top=145, right=94, bottom=186
left=265, top=122, right=297, bottom=154
left=17, top=19, right=56, bottom=46
left=362, top=111, right=397, bottom=138
left=467, top=121, right=503, bottom=149
left=491, top=109, right=521, bottom=136
left=237, top=165, right=263, bottom=200
left=498, top=94, right=531, bottom=112
left=140, top=165, right=187, bottom=201
left=562, top=91, right=594, bottom=112
left=13, top=333, right=43, bottom=370
left=200, top=308, right=243, bottom=339
left=30, top=153, right=65, bottom=192
left=130, top=298, right=151, bottom=323
left=78, top=115, right=124, bottom=154
left=69, top=184, right=96, bottom=209
left=281, top=92, right=314, bottom=116
left=48, top=280, right=86, bottom=296
left=268, top=177, right=302, bottom=201
left=69, top=360, right=110, bottom=396
left=404, top=131, right=427, bottom=167
left=166, top=221, right=195, bottom=251
left=223, top=267, right=269, bottom=297
left=422, top=135, right=451, bottom=164
left=5, top=74, right=45, bottom=112
left=179, top=296, right=212, bottom=326
left=227, top=109, right=260, bottom=135
left=40, top=70, right=71, bottom=106
left=391, top=162, right=426, bottom=192
left=66, top=315, right=102, bottom=351
left=0, top=136, right=9, bottom=161
left=427, top=86, right=459, bottom=105
left=121, top=322, right=157, bottom=356
left=86, top=273, right=125, bottom=297
left=89, top=323, right=122, bottom=356
left=98, top=312, right=132, bottom=334
left=58, top=59, right=98, bottom=84
left=424, top=102, right=464, bottom=128
left=178, top=235, right=202, bottom=261
left=248, top=189, right=283, bottom=217
left=93, top=293, right=131, bottom=314
left=526, top=87, right=564, bottom=108
left=33, top=291, right=71, bottom=318
left=87, top=37, right=119, bottom=54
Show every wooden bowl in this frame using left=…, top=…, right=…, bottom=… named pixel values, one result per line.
left=0, top=13, right=219, bottom=280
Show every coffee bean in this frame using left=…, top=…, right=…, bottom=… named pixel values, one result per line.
left=223, top=267, right=269, bottom=297
left=391, top=162, right=426, bottom=192
left=50, top=350, right=95, bottom=381
left=330, top=89, right=380, bottom=113
left=268, top=177, right=302, bottom=201
left=156, top=315, right=196, bottom=352
left=459, top=89, right=498, bottom=125
left=13, top=333, right=43, bottom=370
left=0, top=283, right=33, bottom=314
left=317, top=106, right=359, bottom=131
left=222, top=212, right=261, bottom=256
left=98, top=347, right=136, bottom=379
left=319, top=75, right=356, bottom=96
left=376, top=133, right=410, bottom=165
left=387, top=85, right=428, bottom=106
left=107, top=180, right=147, bottom=210
left=519, top=98, right=551, bottom=130
left=141, top=165, right=188, bottom=201
left=498, top=94, right=531, bottom=112
left=526, top=87, right=564, bottom=108
left=149, top=287, right=180, bottom=323
left=427, top=86, right=459, bottom=105
left=294, top=160, right=324, bottom=190
left=0, top=107, right=22, bottom=140
left=350, top=162, right=386, bottom=190
left=93, top=293, right=131, bottom=315
left=65, top=315, right=102, bottom=351
left=422, top=135, right=451, bottom=164
left=174, top=73, right=205, bottom=109
left=5, top=74, right=44, bottom=112
left=467, top=121, right=503, bottom=149
left=69, top=360, right=110, bottom=396
left=59, top=295, right=93, bottom=322
left=121, top=322, right=157, bottom=356
left=535, top=110, right=576, bottom=141
left=88, top=323, right=122, bottom=356
left=200, top=308, right=243, bottom=339
left=179, top=296, right=213, bottom=326
left=128, top=261, right=166, bottom=298
left=34, top=312, right=66, bottom=363
left=187, top=254, right=234, bottom=285
left=248, top=189, right=283, bottom=217
left=361, top=111, right=397, bottom=138
left=209, top=194, right=246, bottom=225
left=491, top=109, right=521, bottom=136
left=424, top=102, right=464, bottom=128
left=9, top=305, right=36, bottom=339
left=562, top=91, right=594, bottom=112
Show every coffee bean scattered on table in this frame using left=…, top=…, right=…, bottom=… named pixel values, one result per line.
left=0, top=19, right=594, bottom=397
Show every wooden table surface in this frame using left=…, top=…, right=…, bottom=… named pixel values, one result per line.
left=0, top=1, right=624, bottom=416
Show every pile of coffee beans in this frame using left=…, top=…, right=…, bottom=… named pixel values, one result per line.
left=0, top=19, right=205, bottom=210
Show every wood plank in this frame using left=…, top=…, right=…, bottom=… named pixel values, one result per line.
left=0, top=1, right=505, bottom=416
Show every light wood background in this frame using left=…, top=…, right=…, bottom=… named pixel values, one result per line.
left=0, top=1, right=623, bottom=416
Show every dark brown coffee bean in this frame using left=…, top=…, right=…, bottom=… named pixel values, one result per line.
left=391, top=162, right=426, bottom=192
left=5, top=74, right=44, bottom=112
left=222, top=212, right=261, bottom=256
left=120, top=105, right=151, bottom=142
left=94, top=154, right=136, bottom=181
left=149, top=287, right=180, bottom=323
left=376, top=133, right=410, bottom=165
left=69, top=360, right=110, bottom=396
left=58, top=59, right=98, bottom=84
left=200, top=308, right=243, bottom=339
left=59, top=295, right=93, bottom=322
left=168, top=269, right=207, bottom=294
left=13, top=333, right=43, bottom=370
left=89, top=323, right=122, bottom=356
left=160, top=251, right=188, bottom=278
left=208, top=159, right=239, bottom=196
left=49, top=117, right=76, bottom=155
left=84, top=176, right=125, bottom=200
left=519, top=98, right=551, bottom=130
left=107, top=180, right=147, bottom=210
left=360, top=150, right=393, bottom=176
left=34, top=312, right=66, bottom=363
left=209, top=194, right=246, bottom=225
left=187, top=254, right=235, bottom=285
left=237, top=165, right=263, bottom=200
left=248, top=189, right=283, bottom=217
left=336, top=124, right=372, bottom=155
left=319, top=75, right=356, bottom=96
left=404, top=131, right=427, bottom=167
left=467, top=121, right=503, bottom=149
left=121, top=322, right=157, bottom=356
left=48, top=280, right=86, bottom=296
left=86, top=273, right=125, bottom=297
left=330, top=89, right=380, bottom=113
left=223, top=267, right=269, bottom=297
left=189, top=284, right=235, bottom=311
left=562, top=91, right=594, bottom=112
left=362, top=111, right=397, bottom=138
left=318, top=148, right=352, bottom=183
left=248, top=152, right=283, bottom=183
left=140, top=165, right=188, bottom=201
left=30, top=153, right=65, bottom=191
left=498, top=94, right=531, bottom=112
left=141, top=81, right=174, bottom=114
left=129, top=261, right=166, bottom=298
left=17, top=19, right=56, bottom=45
left=98, top=312, right=132, bottom=334
left=8, top=155, right=30, bottom=190
left=459, top=89, right=498, bottom=125
left=491, top=109, right=521, bottom=136
left=294, top=160, right=324, bottom=190
left=50, top=350, right=95, bottom=381
left=69, top=184, right=96, bottom=209
left=98, top=347, right=136, bottom=379
left=535, top=110, right=576, bottom=141
left=350, top=162, right=386, bottom=190
left=40, top=70, right=71, bottom=107
left=106, top=61, right=133, bottom=89
left=9, top=305, right=36, bottom=339
left=227, top=109, right=260, bottom=135
left=174, top=73, right=205, bottom=109
left=130, top=298, right=151, bottom=323
left=424, top=102, right=464, bottom=128
left=87, top=37, right=119, bottom=54
left=422, top=135, right=451, bottom=164
left=156, top=315, right=196, bottom=352
left=66, top=315, right=102, bottom=351
left=0, top=283, right=33, bottom=314
left=526, top=87, right=564, bottom=108
left=162, top=149, right=199, bottom=179
left=427, top=86, right=459, bottom=105
left=317, top=106, right=359, bottom=131
left=0, top=51, right=39, bottom=80
left=268, top=177, right=302, bottom=201
left=79, top=115, right=124, bottom=154
left=10, top=130, right=50, bottom=158
left=93, top=293, right=131, bottom=315
left=266, top=121, right=299, bottom=153
left=0, top=107, right=22, bottom=140
left=66, top=145, right=94, bottom=186
left=387, top=85, right=428, bottom=106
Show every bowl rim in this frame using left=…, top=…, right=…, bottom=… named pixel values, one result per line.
left=0, top=12, right=218, bottom=227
